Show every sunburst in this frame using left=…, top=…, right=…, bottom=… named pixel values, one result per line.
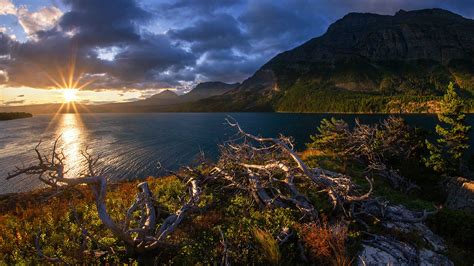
left=44, top=53, right=96, bottom=132
left=46, top=53, right=95, bottom=99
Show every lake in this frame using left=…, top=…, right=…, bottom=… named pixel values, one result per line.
left=1, top=113, right=473, bottom=194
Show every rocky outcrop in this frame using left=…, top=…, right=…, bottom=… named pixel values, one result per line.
left=358, top=237, right=452, bottom=266
left=274, top=9, right=474, bottom=65
left=445, top=177, right=474, bottom=213
left=358, top=205, right=452, bottom=265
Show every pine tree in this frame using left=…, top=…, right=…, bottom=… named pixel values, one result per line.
left=425, top=82, right=471, bottom=173
left=309, top=117, right=349, bottom=154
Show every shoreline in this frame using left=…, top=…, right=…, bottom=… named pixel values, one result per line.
left=0, top=112, right=33, bottom=121
left=0, top=110, right=466, bottom=115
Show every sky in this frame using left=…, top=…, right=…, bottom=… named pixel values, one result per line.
left=1, top=0, right=474, bottom=106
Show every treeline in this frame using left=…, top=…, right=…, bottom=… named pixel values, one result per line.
left=0, top=112, right=32, bottom=121
left=275, top=84, right=474, bottom=113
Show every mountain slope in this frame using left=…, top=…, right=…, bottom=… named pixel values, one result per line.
left=183, top=8, right=474, bottom=112
left=180, top=81, right=239, bottom=101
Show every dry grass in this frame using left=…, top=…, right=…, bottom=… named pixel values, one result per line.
left=252, top=228, right=281, bottom=265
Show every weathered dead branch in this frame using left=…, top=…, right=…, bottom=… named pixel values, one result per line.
left=208, top=118, right=373, bottom=220
left=7, top=139, right=204, bottom=257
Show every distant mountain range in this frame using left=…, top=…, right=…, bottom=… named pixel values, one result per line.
left=0, top=81, right=239, bottom=113
left=2, top=8, right=474, bottom=114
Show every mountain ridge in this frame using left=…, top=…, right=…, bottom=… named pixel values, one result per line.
left=181, top=8, right=474, bottom=112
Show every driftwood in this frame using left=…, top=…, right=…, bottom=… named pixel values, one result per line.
left=7, top=139, right=203, bottom=258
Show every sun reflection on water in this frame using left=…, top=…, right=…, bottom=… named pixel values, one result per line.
left=55, top=114, right=85, bottom=177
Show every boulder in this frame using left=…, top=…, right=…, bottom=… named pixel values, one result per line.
left=358, top=236, right=453, bottom=266
left=358, top=204, right=452, bottom=265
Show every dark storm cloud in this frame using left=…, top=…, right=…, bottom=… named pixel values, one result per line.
left=239, top=0, right=327, bottom=52
left=195, top=50, right=267, bottom=82
left=0, top=33, right=15, bottom=55
left=111, top=34, right=196, bottom=82
left=4, top=32, right=107, bottom=88
left=160, top=0, right=242, bottom=13
left=59, top=0, right=151, bottom=46
left=168, top=13, right=249, bottom=53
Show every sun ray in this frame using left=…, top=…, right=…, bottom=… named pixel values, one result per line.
left=68, top=51, right=77, bottom=88
left=45, top=71, right=65, bottom=89
left=72, top=71, right=83, bottom=89
left=58, top=67, right=68, bottom=89
left=45, top=102, right=66, bottom=132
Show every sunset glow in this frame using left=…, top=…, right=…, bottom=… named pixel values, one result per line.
left=62, top=89, right=78, bottom=102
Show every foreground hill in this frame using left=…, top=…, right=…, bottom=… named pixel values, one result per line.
left=180, top=8, right=474, bottom=112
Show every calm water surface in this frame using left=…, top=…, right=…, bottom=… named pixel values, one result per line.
left=1, top=113, right=473, bottom=194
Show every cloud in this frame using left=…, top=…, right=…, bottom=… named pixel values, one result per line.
left=195, top=50, right=266, bottom=83
left=17, top=6, right=63, bottom=37
left=0, top=0, right=16, bottom=16
left=110, top=34, right=196, bottom=82
left=3, top=99, right=24, bottom=105
left=59, top=0, right=151, bottom=46
left=0, top=0, right=63, bottom=39
left=158, top=0, right=243, bottom=18
left=239, top=0, right=326, bottom=51
left=0, top=69, right=8, bottom=82
left=168, top=13, right=249, bottom=53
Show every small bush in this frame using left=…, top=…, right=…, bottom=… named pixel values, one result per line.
left=298, top=220, right=352, bottom=265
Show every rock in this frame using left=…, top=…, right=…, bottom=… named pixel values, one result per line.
left=358, top=204, right=452, bottom=265
left=445, top=177, right=474, bottom=213
left=419, top=249, right=453, bottom=266
left=383, top=221, right=447, bottom=252
left=358, top=236, right=417, bottom=265
left=358, top=236, right=453, bottom=266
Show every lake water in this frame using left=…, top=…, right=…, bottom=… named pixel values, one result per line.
left=1, top=113, right=473, bottom=194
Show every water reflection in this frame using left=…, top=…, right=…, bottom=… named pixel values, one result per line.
left=55, top=114, right=86, bottom=177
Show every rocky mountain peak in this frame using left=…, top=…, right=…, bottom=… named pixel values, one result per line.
left=150, top=89, right=178, bottom=100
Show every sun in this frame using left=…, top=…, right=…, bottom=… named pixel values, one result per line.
left=63, top=89, right=78, bottom=102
